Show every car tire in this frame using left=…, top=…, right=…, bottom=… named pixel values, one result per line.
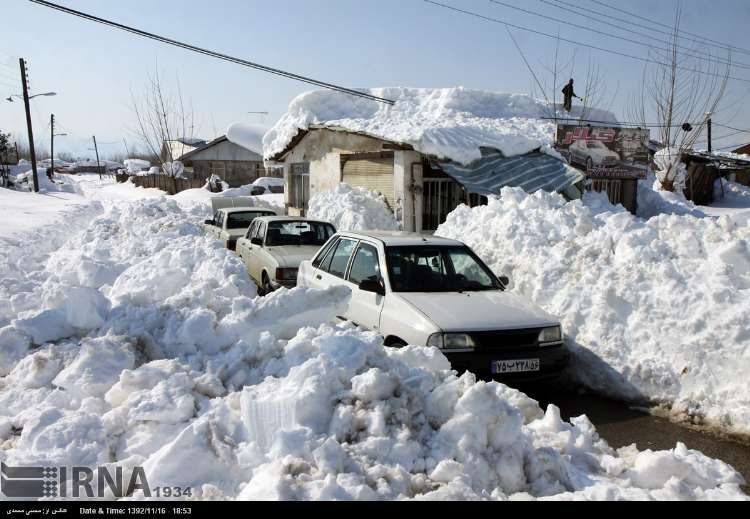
left=262, top=273, right=274, bottom=296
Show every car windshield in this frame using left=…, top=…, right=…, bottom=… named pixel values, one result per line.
left=226, top=211, right=273, bottom=229
left=265, top=221, right=336, bottom=247
left=386, top=246, right=501, bottom=292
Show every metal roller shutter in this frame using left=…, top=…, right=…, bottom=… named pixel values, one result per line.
left=342, top=155, right=395, bottom=210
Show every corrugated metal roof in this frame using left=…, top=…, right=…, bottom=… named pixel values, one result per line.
left=437, top=151, right=583, bottom=195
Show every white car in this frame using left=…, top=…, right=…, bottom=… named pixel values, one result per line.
left=569, top=139, right=620, bottom=170
left=249, top=177, right=285, bottom=196
left=237, top=216, right=336, bottom=294
left=204, top=207, right=277, bottom=251
left=298, top=231, right=568, bottom=382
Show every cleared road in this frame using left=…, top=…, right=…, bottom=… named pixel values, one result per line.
left=521, top=385, right=750, bottom=493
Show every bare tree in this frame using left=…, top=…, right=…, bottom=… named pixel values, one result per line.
left=129, top=69, right=195, bottom=174
left=533, top=39, right=613, bottom=126
left=629, top=4, right=730, bottom=191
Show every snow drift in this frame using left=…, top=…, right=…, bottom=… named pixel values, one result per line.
left=436, top=187, right=750, bottom=436
left=263, top=87, right=617, bottom=165
left=307, top=183, right=400, bottom=231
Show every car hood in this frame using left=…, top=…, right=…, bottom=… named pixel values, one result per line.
left=265, top=245, right=322, bottom=268
left=396, top=290, right=558, bottom=332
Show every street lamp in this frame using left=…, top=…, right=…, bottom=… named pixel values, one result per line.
left=6, top=88, right=58, bottom=191
left=6, top=92, right=57, bottom=102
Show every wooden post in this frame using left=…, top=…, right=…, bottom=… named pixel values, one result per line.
left=19, top=59, right=39, bottom=192
left=92, top=135, right=102, bottom=180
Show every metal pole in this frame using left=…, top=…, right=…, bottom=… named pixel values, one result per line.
left=92, top=135, right=102, bottom=180
left=50, top=114, right=54, bottom=179
left=19, top=58, right=39, bottom=192
left=707, top=116, right=713, bottom=154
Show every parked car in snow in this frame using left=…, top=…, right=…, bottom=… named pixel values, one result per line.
left=569, top=139, right=620, bottom=170
left=237, top=216, right=336, bottom=294
left=298, top=231, right=568, bottom=382
left=249, top=177, right=284, bottom=196
left=204, top=206, right=277, bottom=251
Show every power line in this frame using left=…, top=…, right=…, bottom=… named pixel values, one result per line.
left=589, top=0, right=750, bottom=56
left=423, top=1, right=750, bottom=84
left=489, top=0, right=748, bottom=72
left=713, top=122, right=750, bottom=135
left=561, top=0, right=750, bottom=58
left=27, top=0, right=395, bottom=106
left=538, top=0, right=750, bottom=71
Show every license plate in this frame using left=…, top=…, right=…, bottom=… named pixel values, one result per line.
left=492, top=358, right=540, bottom=374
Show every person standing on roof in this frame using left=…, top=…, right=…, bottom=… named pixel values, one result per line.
left=562, top=79, right=581, bottom=113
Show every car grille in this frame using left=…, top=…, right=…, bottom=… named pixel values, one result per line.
left=469, top=328, right=541, bottom=350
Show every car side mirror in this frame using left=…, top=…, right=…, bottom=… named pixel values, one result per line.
left=359, top=279, right=385, bottom=296
left=251, top=237, right=263, bottom=246
left=499, top=275, right=510, bottom=287
left=251, top=187, right=265, bottom=196
left=204, top=219, right=214, bottom=225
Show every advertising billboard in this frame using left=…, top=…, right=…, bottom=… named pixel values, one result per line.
left=556, top=125, right=650, bottom=179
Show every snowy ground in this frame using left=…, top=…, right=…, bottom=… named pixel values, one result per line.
left=0, top=177, right=747, bottom=500
left=436, top=184, right=750, bottom=438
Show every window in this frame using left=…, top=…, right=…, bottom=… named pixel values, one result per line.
left=246, top=221, right=257, bottom=239
left=265, top=221, right=335, bottom=247
left=325, top=238, right=357, bottom=278
left=313, top=237, right=339, bottom=269
left=215, top=211, right=224, bottom=228
left=385, top=246, right=500, bottom=293
left=226, top=211, right=274, bottom=230
left=348, top=243, right=381, bottom=286
left=291, top=163, right=310, bottom=210
left=255, top=222, right=266, bottom=241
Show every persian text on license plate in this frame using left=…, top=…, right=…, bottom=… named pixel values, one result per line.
left=492, top=359, right=540, bottom=374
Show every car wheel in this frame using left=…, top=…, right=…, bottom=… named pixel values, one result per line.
left=262, top=273, right=274, bottom=296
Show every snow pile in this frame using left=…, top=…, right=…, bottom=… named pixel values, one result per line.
left=70, top=159, right=124, bottom=172
left=307, top=183, right=400, bottom=231
left=124, top=159, right=151, bottom=173
left=436, top=187, right=750, bottom=436
left=637, top=172, right=706, bottom=219
left=0, top=182, right=746, bottom=500
left=14, top=168, right=77, bottom=193
left=264, top=87, right=617, bottom=165
left=163, top=161, right=186, bottom=178
left=226, top=123, right=267, bottom=155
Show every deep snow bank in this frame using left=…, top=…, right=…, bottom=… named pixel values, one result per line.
left=264, top=87, right=617, bottom=165
left=307, top=183, right=400, bottom=231
left=0, top=184, right=747, bottom=500
left=436, top=188, right=750, bottom=436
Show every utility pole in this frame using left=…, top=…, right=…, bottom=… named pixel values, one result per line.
left=19, top=58, right=39, bottom=192
left=50, top=114, right=54, bottom=180
left=92, top=135, right=102, bottom=180
left=706, top=114, right=713, bottom=154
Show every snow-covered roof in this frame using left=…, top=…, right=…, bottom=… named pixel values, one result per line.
left=227, top=123, right=268, bottom=155
left=263, top=87, right=617, bottom=165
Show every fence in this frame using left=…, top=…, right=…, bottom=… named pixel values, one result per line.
left=116, top=174, right=209, bottom=195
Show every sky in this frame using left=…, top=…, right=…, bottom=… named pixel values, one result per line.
left=1, top=0, right=749, bottom=160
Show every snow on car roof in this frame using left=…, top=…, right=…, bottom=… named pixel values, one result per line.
left=339, top=230, right=464, bottom=247
left=253, top=215, right=333, bottom=224
left=263, top=87, right=617, bottom=165
left=218, top=207, right=276, bottom=214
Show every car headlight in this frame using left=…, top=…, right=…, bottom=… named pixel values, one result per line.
left=427, top=333, right=476, bottom=351
left=538, top=326, right=562, bottom=345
